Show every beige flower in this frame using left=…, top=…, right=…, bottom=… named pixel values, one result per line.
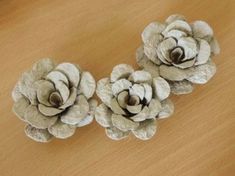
left=95, top=64, right=174, bottom=140
left=137, top=14, right=220, bottom=94
left=12, top=59, right=97, bottom=142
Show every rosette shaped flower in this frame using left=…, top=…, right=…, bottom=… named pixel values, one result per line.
left=95, top=64, right=174, bottom=140
left=137, top=14, right=220, bottom=94
left=12, top=59, right=97, bottom=142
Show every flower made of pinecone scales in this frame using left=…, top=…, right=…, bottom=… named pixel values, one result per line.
left=12, top=59, right=97, bottom=142
left=95, top=64, right=174, bottom=140
left=137, top=14, right=220, bottom=95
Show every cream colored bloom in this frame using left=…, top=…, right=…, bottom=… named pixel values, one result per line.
left=95, top=64, right=174, bottom=140
left=137, top=14, right=220, bottom=94
left=12, top=59, right=97, bottom=142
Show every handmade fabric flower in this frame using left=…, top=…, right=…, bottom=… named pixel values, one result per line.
left=95, top=64, right=174, bottom=140
left=137, top=14, right=220, bottom=94
left=12, top=59, right=97, bottom=142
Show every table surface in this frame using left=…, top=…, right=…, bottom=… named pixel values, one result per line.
left=1, top=0, right=235, bottom=176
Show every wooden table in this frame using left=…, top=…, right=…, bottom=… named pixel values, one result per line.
left=1, top=0, right=235, bottom=175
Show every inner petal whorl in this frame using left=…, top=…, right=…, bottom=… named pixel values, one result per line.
left=170, top=46, right=185, bottom=64
left=49, top=92, right=63, bottom=107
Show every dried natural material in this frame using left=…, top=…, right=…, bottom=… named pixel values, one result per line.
left=12, top=59, right=97, bottom=142
left=95, top=64, right=174, bottom=140
left=137, top=14, right=220, bottom=95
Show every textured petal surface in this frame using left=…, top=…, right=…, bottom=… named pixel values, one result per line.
left=25, top=124, right=53, bottom=143
left=95, top=103, right=112, bottom=127
left=61, top=95, right=89, bottom=125
left=192, top=20, right=213, bottom=40
left=48, top=120, right=76, bottom=139
left=111, top=114, right=139, bottom=132
left=96, top=78, right=113, bottom=107
left=12, top=97, right=30, bottom=121
left=111, top=79, right=132, bottom=96
left=153, top=77, right=170, bottom=101
left=78, top=71, right=96, bottom=99
left=129, top=70, right=152, bottom=84
left=187, top=61, right=216, bottom=84
left=170, top=80, right=194, bottom=95
left=159, top=65, right=188, bottom=81
left=132, top=119, right=157, bottom=140
left=56, top=63, right=80, bottom=87
left=195, top=39, right=211, bottom=65
left=110, top=64, right=134, bottom=82
left=105, top=126, right=130, bottom=140
left=158, top=99, right=174, bottom=119
left=24, top=105, right=58, bottom=129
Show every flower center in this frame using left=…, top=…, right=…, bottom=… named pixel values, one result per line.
left=49, top=92, right=63, bottom=107
left=170, top=47, right=184, bottom=64
left=128, top=95, right=140, bottom=106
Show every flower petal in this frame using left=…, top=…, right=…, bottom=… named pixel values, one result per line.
left=78, top=71, right=96, bottom=99
left=112, top=79, right=132, bottom=96
left=153, top=77, right=170, bottom=101
left=105, top=126, right=130, bottom=140
left=178, top=37, right=197, bottom=60
left=18, top=70, right=38, bottom=105
left=25, top=124, right=53, bottom=143
left=48, top=120, right=76, bottom=139
left=46, top=70, right=69, bottom=87
left=77, top=115, right=93, bottom=127
left=166, top=14, right=186, bottom=24
left=77, top=99, right=97, bottom=127
left=56, top=63, right=80, bottom=87
left=54, top=81, right=70, bottom=103
left=96, top=78, right=113, bottom=108
left=144, top=45, right=162, bottom=65
left=158, top=99, right=174, bottom=119
left=195, top=39, right=211, bottom=65
left=59, top=87, right=77, bottom=109
left=192, top=20, right=213, bottom=40
left=132, top=119, right=157, bottom=140
left=148, top=99, right=162, bottom=119
left=117, top=91, right=129, bottom=109
left=38, top=104, right=63, bottom=116
left=173, top=58, right=196, bottom=69
left=142, top=83, right=152, bottom=103
left=129, top=70, right=152, bottom=84
left=186, top=61, right=216, bottom=84
left=110, top=98, right=127, bottom=115
left=142, top=22, right=165, bottom=44
left=159, top=65, right=188, bottom=81
left=61, top=95, right=89, bottom=125
left=24, top=105, right=58, bottom=129
left=32, top=58, right=55, bottom=79
left=131, top=106, right=149, bottom=122
left=163, top=29, right=187, bottom=40
left=95, top=103, right=112, bottom=127
left=157, top=38, right=177, bottom=64
left=36, top=80, right=55, bottom=106
left=210, top=37, right=220, bottom=55
left=136, top=46, right=160, bottom=77
left=129, top=84, right=145, bottom=100
left=12, top=97, right=30, bottom=121
left=169, top=80, right=194, bottom=95
left=111, top=114, right=139, bottom=132
left=12, top=82, right=24, bottom=102
left=162, top=20, right=192, bottom=35
left=126, top=104, right=142, bottom=114
left=110, top=64, right=134, bottom=82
